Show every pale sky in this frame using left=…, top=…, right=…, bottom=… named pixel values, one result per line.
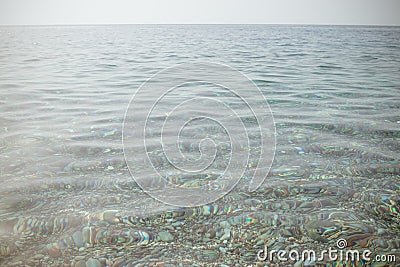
left=0, top=0, right=399, bottom=26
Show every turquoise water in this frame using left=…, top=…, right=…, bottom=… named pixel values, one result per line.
left=0, top=25, right=399, bottom=266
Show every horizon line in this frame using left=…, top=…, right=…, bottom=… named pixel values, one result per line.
left=1, top=22, right=400, bottom=27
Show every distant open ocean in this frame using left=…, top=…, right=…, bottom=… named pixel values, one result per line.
left=0, top=25, right=399, bottom=266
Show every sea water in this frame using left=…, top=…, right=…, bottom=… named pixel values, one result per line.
left=0, top=25, right=399, bottom=266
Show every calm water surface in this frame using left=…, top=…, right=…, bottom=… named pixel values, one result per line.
left=0, top=25, right=399, bottom=266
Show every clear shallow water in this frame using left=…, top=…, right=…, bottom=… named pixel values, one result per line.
left=0, top=25, right=399, bottom=266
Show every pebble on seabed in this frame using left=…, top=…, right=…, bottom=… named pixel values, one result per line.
left=86, top=258, right=101, bottom=267
left=74, top=260, right=86, bottom=267
left=157, top=231, right=174, bottom=242
left=72, top=231, right=84, bottom=248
